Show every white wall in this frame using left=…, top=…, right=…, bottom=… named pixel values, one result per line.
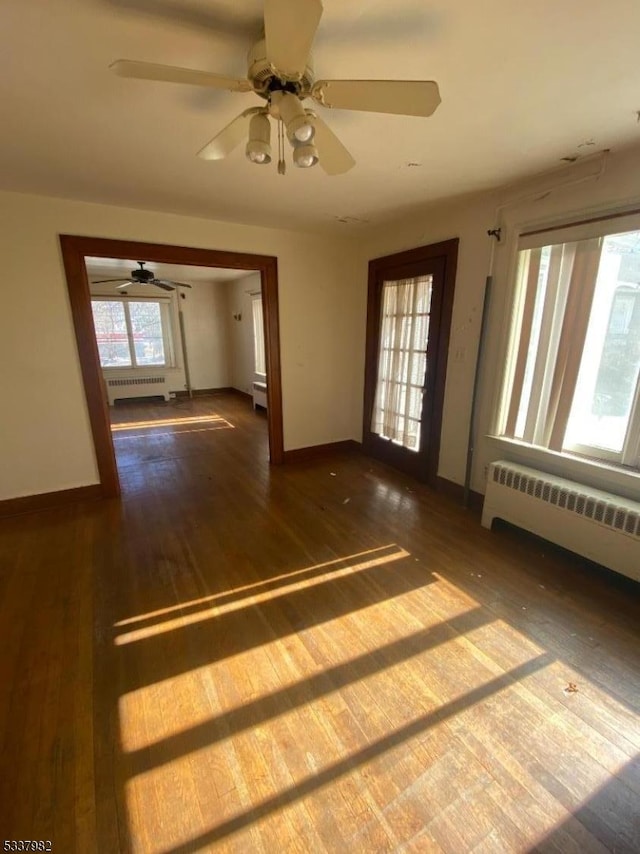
left=181, top=279, right=231, bottom=391
left=0, top=190, right=363, bottom=500
left=226, top=273, right=262, bottom=396
left=361, top=146, right=640, bottom=500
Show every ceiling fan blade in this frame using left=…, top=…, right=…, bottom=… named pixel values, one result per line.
left=154, top=279, right=193, bottom=289
left=152, top=282, right=175, bottom=292
left=92, top=278, right=132, bottom=284
left=197, top=107, right=262, bottom=160
left=110, top=60, right=252, bottom=92
left=264, top=0, right=323, bottom=78
left=115, top=282, right=133, bottom=290
left=311, top=113, right=355, bottom=175
left=312, top=79, right=441, bottom=117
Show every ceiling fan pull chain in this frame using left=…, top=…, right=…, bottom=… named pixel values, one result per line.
left=277, top=118, right=286, bottom=175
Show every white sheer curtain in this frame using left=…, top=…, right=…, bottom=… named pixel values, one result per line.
left=371, top=275, right=432, bottom=451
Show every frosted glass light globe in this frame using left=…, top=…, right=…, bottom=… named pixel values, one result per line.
left=294, top=123, right=314, bottom=143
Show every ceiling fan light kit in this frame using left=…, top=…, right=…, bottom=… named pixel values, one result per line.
left=110, top=0, right=441, bottom=176
left=273, top=91, right=315, bottom=144
left=293, top=140, right=319, bottom=169
left=246, top=112, right=272, bottom=164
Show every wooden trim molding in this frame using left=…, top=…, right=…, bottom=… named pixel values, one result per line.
left=60, top=240, right=121, bottom=498
left=0, top=485, right=103, bottom=519
left=263, top=257, right=283, bottom=463
left=59, top=235, right=284, bottom=498
left=283, top=440, right=361, bottom=463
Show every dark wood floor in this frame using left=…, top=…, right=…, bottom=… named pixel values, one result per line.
left=1, top=391, right=639, bottom=853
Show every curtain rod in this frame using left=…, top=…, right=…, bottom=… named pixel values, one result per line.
left=521, top=206, right=640, bottom=238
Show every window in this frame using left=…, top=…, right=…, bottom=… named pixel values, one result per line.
left=91, top=298, right=174, bottom=369
left=252, top=296, right=266, bottom=376
left=498, top=221, right=640, bottom=469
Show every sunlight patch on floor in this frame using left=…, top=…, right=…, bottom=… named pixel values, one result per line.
left=114, top=546, right=411, bottom=646
left=113, top=425, right=234, bottom=440
left=111, top=414, right=234, bottom=431
left=117, top=603, right=488, bottom=756
left=114, top=545, right=407, bottom=630
left=114, top=556, right=639, bottom=854
left=125, top=651, right=635, bottom=854
left=122, top=656, right=555, bottom=854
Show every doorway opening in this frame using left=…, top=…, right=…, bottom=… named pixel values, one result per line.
left=362, top=239, right=458, bottom=485
left=61, top=235, right=283, bottom=499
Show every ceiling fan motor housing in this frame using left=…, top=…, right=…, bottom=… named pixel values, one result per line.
left=133, top=263, right=154, bottom=283
left=247, top=39, right=314, bottom=99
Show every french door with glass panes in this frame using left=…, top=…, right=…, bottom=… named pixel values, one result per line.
left=363, top=241, right=458, bottom=483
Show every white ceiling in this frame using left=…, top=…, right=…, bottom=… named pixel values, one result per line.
left=3, top=0, right=640, bottom=232
left=85, top=256, right=252, bottom=284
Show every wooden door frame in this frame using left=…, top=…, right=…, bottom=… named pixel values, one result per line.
left=362, top=238, right=459, bottom=486
left=60, top=235, right=283, bottom=499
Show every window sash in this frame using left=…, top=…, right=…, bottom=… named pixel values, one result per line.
left=91, top=296, right=173, bottom=369
left=564, top=288, right=640, bottom=466
left=92, top=299, right=131, bottom=368
left=499, top=224, right=640, bottom=470
left=625, top=387, right=640, bottom=466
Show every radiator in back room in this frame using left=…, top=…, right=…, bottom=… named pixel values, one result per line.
left=106, top=376, right=170, bottom=406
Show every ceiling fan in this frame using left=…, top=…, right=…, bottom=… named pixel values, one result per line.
left=110, top=0, right=441, bottom=175
left=91, top=261, right=193, bottom=292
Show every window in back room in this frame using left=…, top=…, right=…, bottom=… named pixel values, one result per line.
left=251, top=295, right=266, bottom=376
left=91, top=297, right=174, bottom=369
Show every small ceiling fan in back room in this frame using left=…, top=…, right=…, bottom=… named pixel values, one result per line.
left=109, top=0, right=441, bottom=175
left=91, top=261, right=193, bottom=292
